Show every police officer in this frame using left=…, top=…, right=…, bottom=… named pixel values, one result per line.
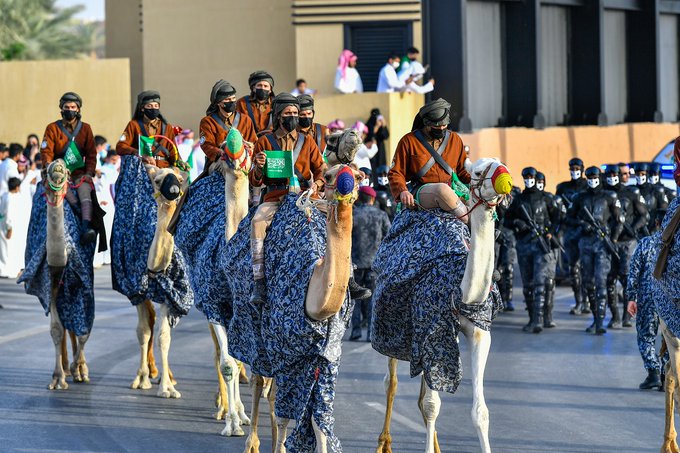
left=556, top=158, right=589, bottom=315
left=566, top=166, right=623, bottom=335
left=374, top=164, right=395, bottom=220
left=504, top=167, right=561, bottom=333
left=649, top=162, right=676, bottom=201
left=536, top=171, right=563, bottom=328
left=603, top=164, right=648, bottom=329
left=495, top=185, right=521, bottom=311
left=635, top=162, right=668, bottom=235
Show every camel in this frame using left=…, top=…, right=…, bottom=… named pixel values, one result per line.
left=43, top=159, right=92, bottom=389
left=373, top=158, right=512, bottom=453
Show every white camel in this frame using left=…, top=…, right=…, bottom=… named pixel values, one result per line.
left=45, top=159, right=91, bottom=389
left=375, top=158, right=512, bottom=453
left=130, top=165, right=188, bottom=399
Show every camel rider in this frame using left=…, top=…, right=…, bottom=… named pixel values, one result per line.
left=296, top=94, right=328, bottom=153
left=565, top=166, right=623, bottom=335
left=556, top=158, right=588, bottom=315
left=40, top=92, right=97, bottom=245
left=236, top=70, right=275, bottom=137
left=374, top=164, right=395, bottom=220
left=504, top=167, right=561, bottom=333
left=387, top=98, right=471, bottom=218
left=603, top=164, right=648, bottom=329
left=200, top=79, right=257, bottom=168
left=116, top=90, right=182, bottom=169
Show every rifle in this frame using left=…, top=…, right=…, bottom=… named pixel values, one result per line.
left=519, top=204, right=552, bottom=254
left=582, top=205, right=621, bottom=261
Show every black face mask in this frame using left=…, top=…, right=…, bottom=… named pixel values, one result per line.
left=298, top=117, right=313, bottom=128
left=282, top=116, right=299, bottom=132
left=61, top=109, right=78, bottom=121
left=221, top=102, right=236, bottom=113
left=144, top=108, right=160, bottom=120
left=254, top=88, right=270, bottom=101
left=429, top=127, right=445, bottom=139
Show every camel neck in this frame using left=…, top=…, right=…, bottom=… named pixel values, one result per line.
left=460, top=203, right=495, bottom=305
left=224, top=170, right=249, bottom=240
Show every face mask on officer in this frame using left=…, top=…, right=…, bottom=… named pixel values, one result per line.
left=637, top=174, right=647, bottom=185
left=570, top=170, right=581, bottom=180
left=651, top=174, right=660, bottom=184
left=587, top=178, right=600, bottom=189
left=378, top=176, right=389, bottom=186
left=606, top=175, right=619, bottom=186
left=536, top=181, right=545, bottom=191
left=359, top=178, right=370, bottom=187
left=524, top=178, right=536, bottom=189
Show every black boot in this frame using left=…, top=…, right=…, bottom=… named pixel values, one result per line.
left=522, top=289, right=534, bottom=332
left=250, top=278, right=267, bottom=305
left=594, top=296, right=607, bottom=335
left=639, top=369, right=662, bottom=390
left=544, top=279, right=556, bottom=328
left=349, top=275, right=371, bottom=300
left=80, top=219, right=96, bottom=246
left=569, top=271, right=583, bottom=315
left=531, top=288, right=544, bottom=334
left=621, top=280, right=633, bottom=327
left=606, top=282, right=622, bottom=329
left=500, top=267, right=515, bottom=312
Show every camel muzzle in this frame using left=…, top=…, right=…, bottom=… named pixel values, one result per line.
left=159, top=173, right=181, bottom=201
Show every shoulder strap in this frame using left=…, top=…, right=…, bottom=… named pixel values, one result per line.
left=233, top=112, right=241, bottom=128
left=244, top=96, right=258, bottom=132
left=265, top=133, right=281, bottom=151
left=654, top=207, right=680, bottom=279
left=413, top=129, right=452, bottom=181
left=56, top=120, right=83, bottom=154
left=211, top=113, right=230, bottom=133
left=136, top=119, right=148, bottom=138
left=315, top=123, right=322, bottom=150
left=293, top=133, right=305, bottom=165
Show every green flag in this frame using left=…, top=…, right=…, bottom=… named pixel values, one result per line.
left=63, top=140, right=84, bottom=172
left=264, top=150, right=293, bottom=179
left=138, top=135, right=154, bottom=157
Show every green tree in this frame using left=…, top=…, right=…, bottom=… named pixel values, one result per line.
left=0, top=0, right=99, bottom=61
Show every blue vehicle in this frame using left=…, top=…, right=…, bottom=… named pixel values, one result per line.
left=652, top=139, right=678, bottom=192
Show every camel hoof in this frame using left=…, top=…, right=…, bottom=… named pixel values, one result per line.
left=153, top=376, right=178, bottom=386
left=215, top=407, right=227, bottom=420
left=662, top=439, right=680, bottom=453
left=131, top=375, right=152, bottom=390
left=375, top=434, right=392, bottom=453
left=149, top=367, right=159, bottom=380
left=157, top=387, right=181, bottom=399
left=242, top=433, right=261, bottom=453
left=240, top=414, right=251, bottom=426
left=221, top=416, right=245, bottom=437
left=48, top=377, right=68, bottom=390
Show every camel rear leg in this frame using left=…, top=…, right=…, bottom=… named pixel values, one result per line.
left=48, top=300, right=68, bottom=390
left=418, top=377, right=441, bottom=453
left=660, top=325, right=680, bottom=453
left=70, top=332, right=91, bottom=383
left=267, top=379, right=280, bottom=451
left=145, top=300, right=159, bottom=380
left=131, top=302, right=152, bottom=390
left=210, top=323, right=228, bottom=420
left=61, top=332, right=71, bottom=377
left=275, top=417, right=290, bottom=453
left=157, top=304, right=180, bottom=398
left=243, top=374, right=266, bottom=453
left=375, top=357, right=398, bottom=453
left=213, top=324, right=247, bottom=436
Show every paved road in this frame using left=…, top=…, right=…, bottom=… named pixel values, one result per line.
left=0, top=268, right=668, bottom=452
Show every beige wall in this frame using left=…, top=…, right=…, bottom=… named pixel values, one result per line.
left=104, top=0, right=143, bottom=106
left=296, top=24, right=344, bottom=96
left=0, top=59, right=131, bottom=146
left=461, top=123, right=680, bottom=192
left=315, top=92, right=424, bottom=161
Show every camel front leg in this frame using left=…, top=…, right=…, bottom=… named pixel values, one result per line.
left=131, top=302, right=152, bottom=390
left=275, top=417, right=290, bottom=453
left=663, top=363, right=679, bottom=453
left=267, top=379, right=279, bottom=452
left=312, top=418, right=328, bottom=453
left=213, top=324, right=247, bottom=436
left=48, top=300, right=68, bottom=390
left=375, top=357, right=398, bottom=453
left=209, top=324, right=228, bottom=420
left=156, top=304, right=180, bottom=398
left=243, top=374, right=266, bottom=453
left=70, top=333, right=91, bottom=383
left=418, top=377, right=441, bottom=453
left=145, top=300, right=159, bottom=380
left=460, top=316, right=492, bottom=453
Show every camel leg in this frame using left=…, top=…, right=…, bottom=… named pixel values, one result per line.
left=243, top=374, right=265, bottom=453
left=146, top=300, right=159, bottom=380
left=60, top=332, right=71, bottom=377
left=48, top=300, right=68, bottom=390
left=210, top=324, right=228, bottom=420
left=660, top=323, right=680, bottom=453
left=240, top=361, right=250, bottom=385
left=213, top=324, right=247, bottom=436
left=460, top=316, right=492, bottom=453
left=131, top=303, right=152, bottom=390
left=418, top=377, right=441, bottom=453
left=70, top=332, right=90, bottom=383
left=274, top=418, right=290, bottom=453
left=267, top=379, right=279, bottom=453
left=375, top=357, right=398, bottom=453
left=312, top=418, right=328, bottom=453
left=157, top=304, right=180, bottom=398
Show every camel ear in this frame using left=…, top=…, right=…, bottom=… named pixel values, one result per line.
left=146, top=165, right=158, bottom=181
left=464, top=158, right=473, bottom=173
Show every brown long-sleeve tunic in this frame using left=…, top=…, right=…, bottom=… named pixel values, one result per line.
left=115, top=118, right=178, bottom=168
left=236, top=95, right=272, bottom=135
left=388, top=129, right=470, bottom=200
left=199, top=112, right=257, bottom=163
left=41, top=120, right=97, bottom=179
left=249, top=129, right=325, bottom=202
left=301, top=122, right=329, bottom=155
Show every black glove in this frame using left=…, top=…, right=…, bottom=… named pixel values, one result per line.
left=513, top=219, right=529, bottom=233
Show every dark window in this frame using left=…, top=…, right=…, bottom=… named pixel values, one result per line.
left=344, top=21, right=413, bottom=92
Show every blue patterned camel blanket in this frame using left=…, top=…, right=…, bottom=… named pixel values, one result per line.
left=174, top=170, right=233, bottom=326
left=371, top=208, right=503, bottom=394
left=228, top=194, right=351, bottom=453
left=19, top=184, right=96, bottom=336
left=654, top=196, right=680, bottom=337
left=110, top=156, right=193, bottom=320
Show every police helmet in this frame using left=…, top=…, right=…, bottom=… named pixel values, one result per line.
left=568, top=158, right=584, bottom=169
left=604, top=164, right=620, bottom=175
left=360, top=166, right=372, bottom=177
left=584, top=166, right=601, bottom=177
left=521, top=167, right=537, bottom=178
left=634, top=162, right=649, bottom=173
left=536, top=171, right=545, bottom=181
left=649, top=162, right=661, bottom=175
left=376, top=164, right=389, bottom=176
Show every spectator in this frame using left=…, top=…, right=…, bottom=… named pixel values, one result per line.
left=334, top=50, right=363, bottom=94
left=349, top=185, right=391, bottom=341
left=327, top=119, right=346, bottom=134
left=377, top=52, right=414, bottom=93
left=94, top=151, right=119, bottom=267
left=0, top=177, right=23, bottom=278
left=291, top=78, right=316, bottom=96
left=352, top=121, right=378, bottom=170
left=24, top=134, right=40, bottom=162
left=0, top=144, right=22, bottom=194
left=619, top=162, right=632, bottom=185
left=0, top=143, right=8, bottom=162
left=365, top=108, right=390, bottom=170
left=177, top=129, right=204, bottom=183
left=95, top=135, right=109, bottom=166
left=397, top=46, right=435, bottom=94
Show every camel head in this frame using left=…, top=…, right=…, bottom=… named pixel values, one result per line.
left=323, top=164, right=364, bottom=206
left=465, top=158, right=513, bottom=209
left=213, top=127, right=251, bottom=179
left=323, top=128, right=362, bottom=166
left=146, top=165, right=187, bottom=273
left=45, top=159, right=70, bottom=206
